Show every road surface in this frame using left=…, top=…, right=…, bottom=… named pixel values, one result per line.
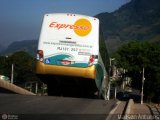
left=0, top=94, right=117, bottom=120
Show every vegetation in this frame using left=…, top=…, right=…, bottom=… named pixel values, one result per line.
left=0, top=51, right=40, bottom=87
left=113, top=41, right=160, bottom=102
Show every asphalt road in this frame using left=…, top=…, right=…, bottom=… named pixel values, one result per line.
left=0, top=94, right=117, bottom=120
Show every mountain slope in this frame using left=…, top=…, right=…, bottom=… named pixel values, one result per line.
left=96, top=0, right=160, bottom=53
left=1, top=40, right=38, bottom=56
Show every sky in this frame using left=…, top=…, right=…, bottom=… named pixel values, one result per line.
left=0, top=0, right=131, bottom=47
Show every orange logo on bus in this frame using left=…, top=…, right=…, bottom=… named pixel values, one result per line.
left=74, top=19, right=92, bottom=36
left=49, top=18, right=92, bottom=36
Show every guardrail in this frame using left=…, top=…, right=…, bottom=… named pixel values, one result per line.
left=0, top=79, right=36, bottom=95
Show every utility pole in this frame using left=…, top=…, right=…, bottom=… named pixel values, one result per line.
left=115, top=87, right=117, bottom=99
left=107, top=58, right=115, bottom=100
left=141, top=67, right=145, bottom=104
left=35, top=82, right=38, bottom=94
left=107, top=82, right=110, bottom=100
left=11, top=64, right=14, bottom=84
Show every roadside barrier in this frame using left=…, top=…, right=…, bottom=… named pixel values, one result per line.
left=0, top=79, right=35, bottom=95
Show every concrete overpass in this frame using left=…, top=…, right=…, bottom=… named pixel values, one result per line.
left=0, top=79, right=35, bottom=95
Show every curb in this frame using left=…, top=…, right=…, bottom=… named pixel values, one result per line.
left=125, top=99, right=134, bottom=114
left=106, top=101, right=121, bottom=120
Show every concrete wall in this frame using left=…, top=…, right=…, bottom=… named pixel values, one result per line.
left=0, top=79, right=35, bottom=95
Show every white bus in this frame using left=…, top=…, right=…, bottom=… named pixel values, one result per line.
left=36, top=13, right=109, bottom=98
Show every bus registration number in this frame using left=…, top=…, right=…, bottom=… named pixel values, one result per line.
left=57, top=47, right=78, bottom=52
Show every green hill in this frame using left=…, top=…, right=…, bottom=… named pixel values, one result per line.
left=96, top=0, right=160, bottom=53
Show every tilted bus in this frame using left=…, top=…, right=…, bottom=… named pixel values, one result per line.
left=36, top=13, right=109, bottom=98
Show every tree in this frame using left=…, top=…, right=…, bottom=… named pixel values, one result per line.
left=0, top=51, right=40, bottom=86
left=113, top=41, right=160, bottom=101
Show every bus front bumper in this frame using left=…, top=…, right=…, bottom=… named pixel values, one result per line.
left=36, top=61, right=96, bottom=79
